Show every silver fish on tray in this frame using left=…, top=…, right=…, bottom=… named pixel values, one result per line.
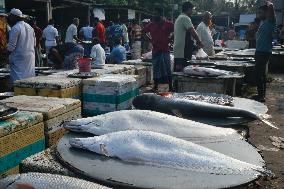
left=70, top=130, right=272, bottom=176
left=64, top=110, right=242, bottom=142
left=0, top=173, right=110, bottom=189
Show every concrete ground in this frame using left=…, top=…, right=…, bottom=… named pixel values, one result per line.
left=246, top=74, right=284, bottom=188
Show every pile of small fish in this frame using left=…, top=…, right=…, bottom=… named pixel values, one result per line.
left=174, top=94, right=234, bottom=106
left=0, top=104, right=16, bottom=118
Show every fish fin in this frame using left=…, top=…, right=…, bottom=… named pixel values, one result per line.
left=252, top=168, right=274, bottom=177
left=171, top=109, right=183, bottom=118
left=15, top=183, right=37, bottom=189
left=100, top=144, right=109, bottom=157
left=259, top=114, right=279, bottom=129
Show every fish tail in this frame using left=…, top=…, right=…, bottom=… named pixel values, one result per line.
left=258, top=114, right=279, bottom=129
left=253, top=167, right=274, bottom=177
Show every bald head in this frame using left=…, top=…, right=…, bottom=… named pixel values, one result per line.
left=203, top=11, right=212, bottom=26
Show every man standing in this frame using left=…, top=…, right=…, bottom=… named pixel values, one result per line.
left=30, top=19, right=43, bottom=67
left=141, top=19, right=152, bottom=54
left=42, top=19, right=60, bottom=55
left=79, top=21, right=93, bottom=41
left=144, top=8, right=174, bottom=91
left=7, top=8, right=35, bottom=84
left=254, top=2, right=276, bottom=102
left=174, top=2, right=203, bottom=72
left=65, top=18, right=82, bottom=47
left=93, top=17, right=106, bottom=47
left=79, top=20, right=94, bottom=56
left=121, top=20, right=130, bottom=51
left=106, top=19, right=123, bottom=51
left=196, top=11, right=215, bottom=56
left=131, top=20, right=142, bottom=59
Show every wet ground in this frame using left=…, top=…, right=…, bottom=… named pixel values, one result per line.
left=247, top=74, right=284, bottom=188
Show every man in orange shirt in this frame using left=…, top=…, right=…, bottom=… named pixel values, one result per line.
left=93, top=17, right=106, bottom=48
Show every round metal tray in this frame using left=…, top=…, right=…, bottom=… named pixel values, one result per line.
left=0, top=107, right=18, bottom=121
left=56, top=132, right=264, bottom=189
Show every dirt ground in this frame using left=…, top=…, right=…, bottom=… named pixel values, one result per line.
left=247, top=74, right=284, bottom=188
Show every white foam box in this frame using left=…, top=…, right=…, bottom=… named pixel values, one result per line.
left=172, top=72, right=238, bottom=96
left=82, top=74, right=138, bottom=116
left=1, top=96, right=82, bottom=147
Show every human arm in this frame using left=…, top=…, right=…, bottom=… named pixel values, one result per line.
left=7, top=26, right=19, bottom=55
left=183, top=17, right=203, bottom=48
left=73, top=26, right=83, bottom=43
left=90, top=46, right=97, bottom=59
left=189, top=27, right=203, bottom=48
left=267, top=1, right=276, bottom=19
left=92, top=28, right=99, bottom=39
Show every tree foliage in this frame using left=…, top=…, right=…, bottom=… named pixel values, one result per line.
left=94, top=0, right=258, bottom=17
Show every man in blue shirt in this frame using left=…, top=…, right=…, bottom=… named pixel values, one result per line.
left=106, top=19, right=123, bottom=51
left=254, top=1, right=276, bottom=102
left=107, top=37, right=126, bottom=64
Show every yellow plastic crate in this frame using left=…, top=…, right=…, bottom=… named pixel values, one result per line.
left=45, top=107, right=81, bottom=133
left=0, top=166, right=19, bottom=178
left=0, top=111, right=43, bottom=138
left=0, top=123, right=44, bottom=157
left=46, top=128, right=66, bottom=147
left=2, top=96, right=81, bottom=120
left=14, top=86, right=81, bottom=98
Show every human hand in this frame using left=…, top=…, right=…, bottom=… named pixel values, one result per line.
left=266, top=1, right=273, bottom=7
left=196, top=41, right=203, bottom=49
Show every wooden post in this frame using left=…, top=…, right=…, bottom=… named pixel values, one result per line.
left=46, top=0, right=52, bottom=22
left=87, top=4, right=91, bottom=24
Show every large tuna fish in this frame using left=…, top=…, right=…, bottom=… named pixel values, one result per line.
left=132, top=93, right=278, bottom=129
left=69, top=130, right=272, bottom=176
left=0, top=173, right=109, bottom=189
left=64, top=110, right=242, bottom=142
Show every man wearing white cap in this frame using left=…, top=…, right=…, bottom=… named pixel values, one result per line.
left=7, top=8, right=35, bottom=84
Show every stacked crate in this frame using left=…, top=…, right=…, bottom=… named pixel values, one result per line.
left=104, top=64, right=136, bottom=75
left=0, top=111, right=44, bottom=177
left=1, top=96, right=81, bottom=147
left=82, top=74, right=138, bottom=116
left=123, top=60, right=153, bottom=84
left=13, top=75, right=81, bottom=99
left=132, top=65, right=147, bottom=88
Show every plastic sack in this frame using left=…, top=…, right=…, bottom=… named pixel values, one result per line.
left=196, top=48, right=208, bottom=60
